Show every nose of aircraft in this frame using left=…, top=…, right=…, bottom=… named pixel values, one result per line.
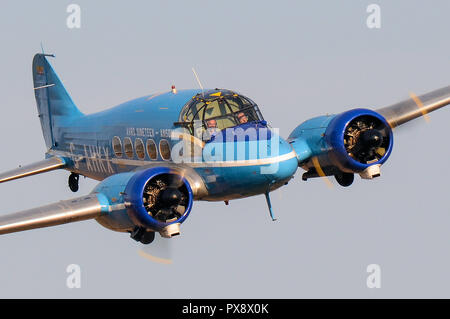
left=264, top=134, right=298, bottom=184
left=203, top=122, right=298, bottom=183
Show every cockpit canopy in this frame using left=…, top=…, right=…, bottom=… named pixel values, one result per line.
left=177, top=89, right=264, bottom=140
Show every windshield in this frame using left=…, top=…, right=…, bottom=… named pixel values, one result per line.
left=178, top=89, right=264, bottom=140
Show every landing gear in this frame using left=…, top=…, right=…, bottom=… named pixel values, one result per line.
left=68, top=173, right=80, bottom=192
left=334, top=172, right=354, bottom=187
left=130, top=227, right=156, bottom=245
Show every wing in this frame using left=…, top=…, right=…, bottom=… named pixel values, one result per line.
left=0, top=194, right=108, bottom=235
left=376, top=85, right=450, bottom=128
left=0, top=156, right=67, bottom=184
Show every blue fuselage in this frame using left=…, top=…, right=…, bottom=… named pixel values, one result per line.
left=46, top=89, right=299, bottom=201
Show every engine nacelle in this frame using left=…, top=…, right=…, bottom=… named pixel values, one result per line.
left=124, top=167, right=193, bottom=235
left=289, top=108, right=394, bottom=182
left=325, top=108, right=394, bottom=174
left=93, top=167, right=193, bottom=239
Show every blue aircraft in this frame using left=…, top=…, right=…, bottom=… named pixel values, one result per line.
left=0, top=53, right=448, bottom=244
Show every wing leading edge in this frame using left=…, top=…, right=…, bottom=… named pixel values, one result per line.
left=376, top=85, right=450, bottom=128
left=0, top=194, right=110, bottom=235
left=0, top=156, right=67, bottom=184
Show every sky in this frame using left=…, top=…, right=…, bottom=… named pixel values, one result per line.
left=0, top=0, right=449, bottom=298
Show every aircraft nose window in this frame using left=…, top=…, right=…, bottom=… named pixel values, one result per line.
left=178, top=89, right=264, bottom=140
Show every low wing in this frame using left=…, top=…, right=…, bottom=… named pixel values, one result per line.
left=0, top=194, right=108, bottom=235
left=376, top=85, right=450, bottom=128
left=0, top=156, right=67, bottom=184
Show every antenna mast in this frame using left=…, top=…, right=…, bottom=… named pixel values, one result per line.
left=191, top=67, right=205, bottom=97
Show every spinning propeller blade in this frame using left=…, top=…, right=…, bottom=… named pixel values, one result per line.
left=138, top=232, right=175, bottom=264
left=409, top=92, right=431, bottom=123
left=376, top=86, right=450, bottom=128
left=311, top=156, right=334, bottom=188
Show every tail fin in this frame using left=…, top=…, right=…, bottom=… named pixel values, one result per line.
left=32, top=53, right=83, bottom=148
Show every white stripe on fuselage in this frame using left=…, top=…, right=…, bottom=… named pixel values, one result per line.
left=110, top=150, right=296, bottom=167
left=48, top=149, right=297, bottom=170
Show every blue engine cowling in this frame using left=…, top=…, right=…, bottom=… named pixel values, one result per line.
left=325, top=108, right=394, bottom=173
left=289, top=108, right=394, bottom=175
left=93, top=167, right=193, bottom=235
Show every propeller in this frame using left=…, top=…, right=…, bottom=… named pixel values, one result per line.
left=311, top=156, right=334, bottom=188
left=376, top=86, right=450, bottom=128
left=138, top=232, right=175, bottom=264
left=137, top=172, right=190, bottom=264
left=409, top=92, right=431, bottom=123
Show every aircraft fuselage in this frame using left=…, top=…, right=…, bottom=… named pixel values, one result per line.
left=46, top=89, right=299, bottom=201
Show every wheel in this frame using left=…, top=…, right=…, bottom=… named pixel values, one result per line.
left=130, top=227, right=156, bottom=245
left=334, top=172, right=354, bottom=187
left=140, top=230, right=156, bottom=245
left=68, top=173, right=79, bottom=192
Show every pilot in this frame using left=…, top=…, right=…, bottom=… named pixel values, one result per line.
left=204, top=118, right=220, bottom=141
left=207, top=119, right=218, bottom=129
left=237, top=112, right=248, bottom=124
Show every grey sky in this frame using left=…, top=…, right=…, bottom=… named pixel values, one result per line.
left=0, top=0, right=449, bottom=298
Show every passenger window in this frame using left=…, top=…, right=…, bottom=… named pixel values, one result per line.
left=135, top=138, right=145, bottom=160
left=146, top=139, right=157, bottom=160
left=159, top=139, right=171, bottom=161
left=123, top=137, right=134, bottom=158
left=112, top=136, right=123, bottom=158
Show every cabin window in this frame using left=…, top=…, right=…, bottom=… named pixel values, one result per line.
left=135, top=138, right=145, bottom=160
left=112, top=136, right=123, bottom=158
left=146, top=139, right=157, bottom=160
left=159, top=139, right=171, bottom=161
left=123, top=137, right=134, bottom=158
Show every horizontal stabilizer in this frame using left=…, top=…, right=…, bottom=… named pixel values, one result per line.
left=0, top=194, right=108, bottom=235
left=0, top=157, right=66, bottom=184
left=376, top=85, right=450, bottom=128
